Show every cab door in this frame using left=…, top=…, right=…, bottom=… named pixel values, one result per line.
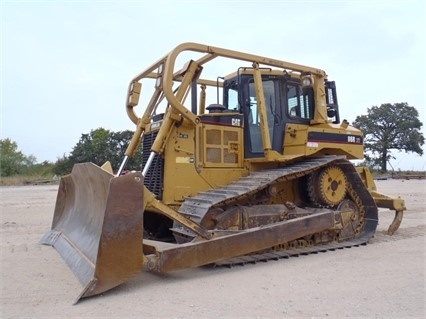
left=240, top=75, right=285, bottom=158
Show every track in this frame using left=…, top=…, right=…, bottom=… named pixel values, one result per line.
left=214, top=225, right=426, bottom=267
left=171, top=156, right=378, bottom=265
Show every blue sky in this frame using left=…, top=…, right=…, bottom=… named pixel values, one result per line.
left=1, top=0, right=425, bottom=170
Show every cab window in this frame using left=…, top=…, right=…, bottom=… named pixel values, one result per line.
left=287, top=84, right=314, bottom=120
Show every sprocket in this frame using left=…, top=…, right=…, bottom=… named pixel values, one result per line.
left=308, top=165, right=348, bottom=207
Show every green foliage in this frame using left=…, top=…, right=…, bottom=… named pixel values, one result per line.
left=1, top=129, right=143, bottom=180
left=24, top=160, right=55, bottom=177
left=52, top=155, right=74, bottom=176
left=53, top=128, right=143, bottom=176
left=69, top=128, right=114, bottom=166
left=0, top=138, right=37, bottom=176
left=109, top=130, right=143, bottom=171
left=353, top=102, right=425, bottom=172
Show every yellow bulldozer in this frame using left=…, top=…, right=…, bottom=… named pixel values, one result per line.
left=41, top=42, right=405, bottom=303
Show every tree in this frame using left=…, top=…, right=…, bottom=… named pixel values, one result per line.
left=109, top=130, right=143, bottom=171
left=69, top=128, right=115, bottom=166
left=25, top=160, right=55, bottom=177
left=0, top=138, right=37, bottom=176
left=353, top=103, right=424, bottom=172
left=54, top=128, right=143, bottom=176
left=52, top=155, right=74, bottom=176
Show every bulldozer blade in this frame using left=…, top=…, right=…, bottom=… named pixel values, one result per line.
left=40, top=163, right=145, bottom=303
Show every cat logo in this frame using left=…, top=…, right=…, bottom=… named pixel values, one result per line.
left=232, top=118, right=241, bottom=126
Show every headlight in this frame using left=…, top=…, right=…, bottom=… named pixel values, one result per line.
left=301, top=74, right=313, bottom=88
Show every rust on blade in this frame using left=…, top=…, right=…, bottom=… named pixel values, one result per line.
left=41, top=163, right=145, bottom=302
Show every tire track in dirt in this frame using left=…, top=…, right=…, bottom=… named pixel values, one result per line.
left=370, top=225, right=426, bottom=243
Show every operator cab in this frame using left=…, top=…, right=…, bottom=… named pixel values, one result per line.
left=222, top=70, right=320, bottom=158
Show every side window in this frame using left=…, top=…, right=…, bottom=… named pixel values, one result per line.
left=287, top=83, right=313, bottom=120
left=225, top=84, right=239, bottom=111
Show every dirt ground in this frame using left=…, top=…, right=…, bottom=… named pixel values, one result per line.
left=0, top=179, right=425, bottom=318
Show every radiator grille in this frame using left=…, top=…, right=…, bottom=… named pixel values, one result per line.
left=142, top=131, right=164, bottom=199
